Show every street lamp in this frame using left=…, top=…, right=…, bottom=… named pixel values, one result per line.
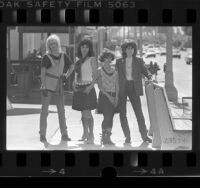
left=164, top=27, right=178, bottom=102
left=139, top=27, right=143, bottom=58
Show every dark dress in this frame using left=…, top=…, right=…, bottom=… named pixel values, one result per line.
left=72, top=86, right=97, bottom=111
left=72, top=57, right=97, bottom=111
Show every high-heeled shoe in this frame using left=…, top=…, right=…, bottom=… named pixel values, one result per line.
left=85, top=133, right=94, bottom=144
left=142, top=136, right=152, bottom=143
left=78, top=133, right=89, bottom=141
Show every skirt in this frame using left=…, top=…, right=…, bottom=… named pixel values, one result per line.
left=72, top=86, right=97, bottom=111
left=96, top=91, right=119, bottom=114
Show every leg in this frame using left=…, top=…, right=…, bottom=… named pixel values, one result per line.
left=79, top=116, right=89, bottom=141
left=39, top=91, right=52, bottom=141
left=101, top=108, right=115, bottom=145
left=55, top=89, right=71, bottom=141
left=82, top=110, right=94, bottom=144
left=119, top=88, right=131, bottom=143
left=101, top=102, right=114, bottom=131
left=79, top=111, right=90, bottom=141
left=127, top=83, right=151, bottom=142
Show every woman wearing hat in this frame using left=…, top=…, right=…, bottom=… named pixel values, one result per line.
left=116, top=40, right=152, bottom=144
left=72, top=39, right=98, bottom=144
left=96, top=49, right=119, bottom=145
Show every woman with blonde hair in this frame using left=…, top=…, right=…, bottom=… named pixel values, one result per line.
left=39, top=34, right=74, bottom=143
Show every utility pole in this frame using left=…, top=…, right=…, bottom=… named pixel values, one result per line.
left=127, top=27, right=130, bottom=39
left=123, top=27, right=126, bottom=40
left=165, top=27, right=178, bottom=102
left=139, top=27, right=143, bottom=57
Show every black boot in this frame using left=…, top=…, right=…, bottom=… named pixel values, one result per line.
left=40, top=135, right=47, bottom=143
left=62, top=134, right=71, bottom=141
left=101, top=130, right=114, bottom=145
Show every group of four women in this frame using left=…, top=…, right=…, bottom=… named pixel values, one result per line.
left=39, top=34, right=152, bottom=146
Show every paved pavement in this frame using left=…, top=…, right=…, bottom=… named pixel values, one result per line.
left=6, top=84, right=190, bottom=151
left=6, top=95, right=152, bottom=150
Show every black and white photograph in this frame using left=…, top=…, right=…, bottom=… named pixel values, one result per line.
left=6, top=26, right=192, bottom=150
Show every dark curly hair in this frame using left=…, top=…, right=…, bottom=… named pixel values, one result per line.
left=99, top=48, right=115, bottom=62
left=121, top=41, right=137, bottom=58
left=75, top=39, right=94, bottom=82
left=76, top=39, right=94, bottom=58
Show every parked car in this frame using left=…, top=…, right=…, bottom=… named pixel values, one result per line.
left=145, top=50, right=156, bottom=58
left=160, top=48, right=166, bottom=56
left=154, top=48, right=161, bottom=55
left=185, top=52, right=192, bottom=64
left=172, top=50, right=181, bottom=58
left=181, top=47, right=187, bottom=51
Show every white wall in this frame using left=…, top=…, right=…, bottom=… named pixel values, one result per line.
left=10, top=29, right=19, bottom=60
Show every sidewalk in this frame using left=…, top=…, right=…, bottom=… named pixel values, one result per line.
left=6, top=90, right=153, bottom=150
left=6, top=84, right=191, bottom=151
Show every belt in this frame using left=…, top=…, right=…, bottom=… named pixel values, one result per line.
left=76, top=82, right=92, bottom=86
left=46, top=73, right=60, bottom=79
left=75, top=83, right=91, bottom=91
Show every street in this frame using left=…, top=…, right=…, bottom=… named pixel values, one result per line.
left=143, top=50, right=192, bottom=98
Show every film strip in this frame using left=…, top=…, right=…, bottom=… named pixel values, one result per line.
left=1, top=0, right=200, bottom=178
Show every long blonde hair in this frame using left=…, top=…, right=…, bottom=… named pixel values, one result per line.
left=46, top=34, right=62, bottom=54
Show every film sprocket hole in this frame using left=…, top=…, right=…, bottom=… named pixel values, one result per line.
left=1, top=0, right=200, bottom=178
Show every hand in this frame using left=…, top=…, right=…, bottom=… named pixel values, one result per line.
left=72, top=82, right=78, bottom=92
left=63, top=72, right=70, bottom=80
left=114, top=97, right=118, bottom=107
left=84, top=85, right=92, bottom=94
left=40, top=83, right=46, bottom=90
left=61, top=74, right=66, bottom=82
left=108, top=96, right=115, bottom=106
left=42, top=90, right=48, bottom=97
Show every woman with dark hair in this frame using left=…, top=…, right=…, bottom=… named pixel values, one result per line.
left=72, top=39, right=98, bottom=144
left=115, top=40, right=153, bottom=144
left=97, top=48, right=119, bottom=145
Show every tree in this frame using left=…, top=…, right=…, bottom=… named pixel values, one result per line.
left=182, top=27, right=192, bottom=36
left=165, top=27, right=178, bottom=101
left=173, top=39, right=182, bottom=48
left=182, top=27, right=192, bottom=48
left=157, top=27, right=168, bottom=34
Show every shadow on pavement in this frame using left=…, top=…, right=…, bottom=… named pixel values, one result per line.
left=43, top=141, right=81, bottom=150
left=7, top=108, right=57, bottom=116
left=42, top=141, right=152, bottom=150
left=76, top=142, right=103, bottom=150
left=134, top=142, right=152, bottom=150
